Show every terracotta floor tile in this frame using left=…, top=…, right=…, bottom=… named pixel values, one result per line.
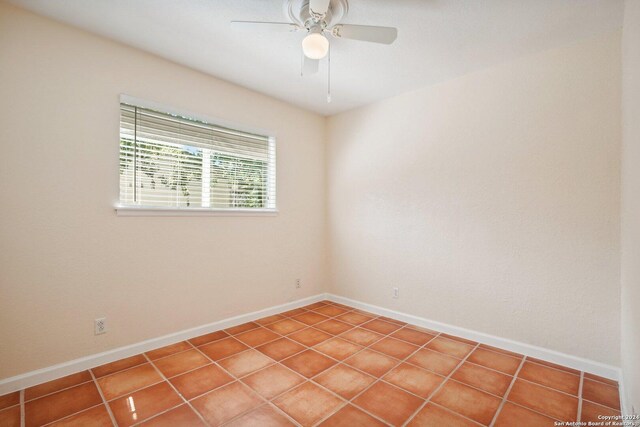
left=255, top=314, right=286, bottom=326
left=92, top=354, right=148, bottom=378
left=581, top=400, right=621, bottom=423
left=292, top=312, right=330, bottom=325
left=518, top=361, right=580, bottom=395
left=256, top=338, right=306, bottom=361
left=345, top=349, right=398, bottom=377
left=25, top=370, right=92, bottom=401
left=0, top=392, right=19, bottom=410
left=199, top=337, right=249, bottom=361
left=407, top=403, right=479, bottom=427
left=146, top=341, right=192, bottom=360
left=314, top=364, right=376, bottom=399
left=242, top=364, right=305, bottom=399
left=25, top=382, right=102, bottom=427
left=383, top=363, right=444, bottom=398
left=466, top=348, right=521, bottom=375
left=339, top=328, right=384, bottom=346
left=303, top=302, right=329, bottom=310
left=224, top=322, right=260, bottom=335
left=191, top=382, right=263, bottom=426
left=527, top=357, right=580, bottom=375
left=407, top=348, right=461, bottom=376
left=314, top=338, right=363, bottom=361
left=170, top=364, right=234, bottom=400
left=335, top=312, right=374, bottom=326
left=494, top=402, right=557, bottom=427
left=0, top=406, right=20, bottom=427
left=425, top=337, right=474, bottom=359
left=379, top=316, right=407, bottom=326
left=406, top=325, right=439, bottom=334
left=440, top=333, right=477, bottom=346
left=361, top=319, right=402, bottom=335
left=225, top=404, right=295, bottom=427
left=288, top=328, right=333, bottom=347
left=225, top=322, right=260, bottom=335
left=391, top=327, right=437, bottom=346
left=508, top=379, right=578, bottom=420
left=319, top=404, right=387, bottom=427
left=584, top=373, right=618, bottom=387
left=582, top=379, right=621, bottom=410
left=235, top=328, right=281, bottom=347
left=280, top=308, right=308, bottom=317
left=281, top=350, right=337, bottom=378
left=273, top=382, right=343, bottom=427
left=188, top=331, right=228, bottom=347
left=314, top=320, right=354, bottom=335
left=47, top=404, right=113, bottom=427
left=140, top=404, right=206, bottom=426
left=432, top=380, right=501, bottom=425
left=451, top=362, right=513, bottom=397
left=109, top=382, right=182, bottom=427
left=353, top=381, right=423, bottom=426
left=97, top=363, right=163, bottom=400
left=370, top=337, right=419, bottom=360
left=154, top=349, right=210, bottom=378
left=265, top=319, right=307, bottom=335
left=313, top=305, right=348, bottom=317
left=218, top=349, right=274, bottom=378
left=479, top=344, right=524, bottom=359
left=352, top=309, right=377, bottom=317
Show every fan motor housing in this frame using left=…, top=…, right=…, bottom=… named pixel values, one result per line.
left=284, top=0, right=349, bottom=29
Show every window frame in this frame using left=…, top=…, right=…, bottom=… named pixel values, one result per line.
left=115, top=95, right=278, bottom=217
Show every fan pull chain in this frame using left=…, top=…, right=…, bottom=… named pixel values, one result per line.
left=327, top=44, right=331, bottom=103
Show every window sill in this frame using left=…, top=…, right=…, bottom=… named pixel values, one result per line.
left=115, top=205, right=278, bottom=217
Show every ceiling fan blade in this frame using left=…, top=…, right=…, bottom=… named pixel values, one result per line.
left=331, top=24, right=398, bottom=44
left=301, top=55, right=319, bottom=76
left=230, top=21, right=300, bottom=32
left=309, top=0, right=331, bottom=15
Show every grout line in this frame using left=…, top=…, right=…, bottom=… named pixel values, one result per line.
left=401, top=342, right=481, bottom=427
left=488, top=355, right=527, bottom=426
left=140, top=353, right=212, bottom=427
left=21, top=379, right=96, bottom=404
left=577, top=371, right=584, bottom=421
left=89, top=369, right=118, bottom=427
left=20, top=389, right=24, bottom=427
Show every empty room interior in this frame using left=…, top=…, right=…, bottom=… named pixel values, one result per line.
left=1, top=0, right=639, bottom=426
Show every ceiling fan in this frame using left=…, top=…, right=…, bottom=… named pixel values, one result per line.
left=231, top=0, right=398, bottom=101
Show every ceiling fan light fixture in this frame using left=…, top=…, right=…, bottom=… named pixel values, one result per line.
left=302, top=29, right=329, bottom=59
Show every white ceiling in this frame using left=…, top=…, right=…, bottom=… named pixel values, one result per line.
left=7, top=0, right=623, bottom=115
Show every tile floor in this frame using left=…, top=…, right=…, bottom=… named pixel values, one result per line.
left=0, top=300, right=622, bottom=426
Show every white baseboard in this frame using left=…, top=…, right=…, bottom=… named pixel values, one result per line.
left=0, top=294, right=326, bottom=396
left=326, top=293, right=622, bottom=382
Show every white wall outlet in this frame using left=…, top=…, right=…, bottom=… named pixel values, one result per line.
left=393, top=287, right=399, bottom=299
left=94, top=317, right=107, bottom=335
left=295, top=279, right=301, bottom=289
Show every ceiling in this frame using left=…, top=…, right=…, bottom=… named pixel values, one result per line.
left=7, top=0, right=623, bottom=115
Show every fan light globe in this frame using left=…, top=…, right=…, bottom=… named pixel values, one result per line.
left=302, top=32, right=329, bottom=59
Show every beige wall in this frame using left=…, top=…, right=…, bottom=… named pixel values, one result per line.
left=327, top=32, right=622, bottom=365
left=0, top=3, right=326, bottom=379
left=621, top=0, right=640, bottom=415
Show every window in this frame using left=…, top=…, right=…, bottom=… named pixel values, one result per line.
left=118, top=101, right=276, bottom=215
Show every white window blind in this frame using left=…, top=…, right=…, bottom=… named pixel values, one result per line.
left=119, top=102, right=276, bottom=212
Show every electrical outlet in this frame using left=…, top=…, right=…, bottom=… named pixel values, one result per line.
left=393, top=287, right=399, bottom=299
left=94, top=317, right=107, bottom=335
left=295, top=279, right=301, bottom=289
